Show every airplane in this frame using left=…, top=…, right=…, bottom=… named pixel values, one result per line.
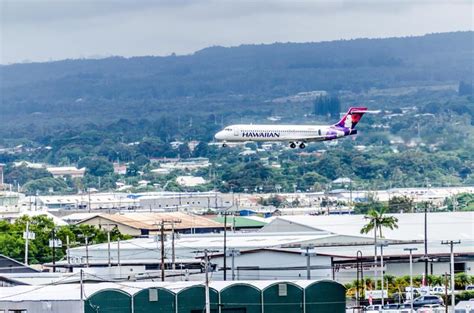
left=214, top=107, right=368, bottom=149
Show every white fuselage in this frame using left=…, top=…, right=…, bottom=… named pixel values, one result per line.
left=214, top=124, right=345, bottom=142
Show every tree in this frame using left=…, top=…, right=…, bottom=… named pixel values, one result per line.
left=360, top=207, right=399, bottom=238
left=314, top=95, right=341, bottom=118
left=455, top=272, right=472, bottom=290
left=126, top=163, right=140, bottom=176
left=388, top=196, right=414, bottom=213
left=78, top=157, right=114, bottom=177
left=0, top=215, right=132, bottom=265
left=23, top=177, right=69, bottom=194
left=178, top=144, right=191, bottom=158
left=193, top=142, right=209, bottom=157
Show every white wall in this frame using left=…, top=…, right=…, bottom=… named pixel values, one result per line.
left=210, top=250, right=333, bottom=281
left=0, top=300, right=82, bottom=313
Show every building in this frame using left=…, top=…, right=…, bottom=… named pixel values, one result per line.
left=138, top=191, right=234, bottom=211
left=67, top=212, right=473, bottom=283
left=0, top=272, right=105, bottom=287
left=176, top=175, right=207, bottom=187
left=46, top=166, right=86, bottom=178
left=0, top=255, right=38, bottom=276
left=38, top=193, right=138, bottom=210
left=260, top=212, right=474, bottom=281
left=113, top=163, right=127, bottom=175
left=65, top=230, right=370, bottom=281
left=151, top=157, right=210, bottom=171
left=76, top=212, right=224, bottom=236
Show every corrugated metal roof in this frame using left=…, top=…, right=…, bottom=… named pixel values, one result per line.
left=213, top=216, right=267, bottom=228
left=79, top=212, right=223, bottom=230
left=263, top=212, right=474, bottom=241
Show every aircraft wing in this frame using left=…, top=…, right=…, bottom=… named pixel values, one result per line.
left=289, top=135, right=327, bottom=142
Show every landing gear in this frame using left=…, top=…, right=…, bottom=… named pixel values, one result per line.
left=299, top=142, right=306, bottom=149
left=289, top=142, right=297, bottom=149
left=222, top=142, right=228, bottom=148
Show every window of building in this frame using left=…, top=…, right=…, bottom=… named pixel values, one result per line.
left=278, top=283, right=288, bottom=296
left=149, top=288, right=159, bottom=302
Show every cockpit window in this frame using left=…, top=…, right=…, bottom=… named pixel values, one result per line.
left=224, top=128, right=232, bottom=131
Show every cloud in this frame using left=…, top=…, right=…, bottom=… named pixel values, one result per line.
left=1, top=0, right=472, bottom=64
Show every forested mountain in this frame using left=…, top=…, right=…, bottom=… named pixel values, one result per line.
left=0, top=32, right=473, bottom=192
left=1, top=31, right=472, bottom=130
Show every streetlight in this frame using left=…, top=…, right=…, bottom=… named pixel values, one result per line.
left=377, top=241, right=389, bottom=306
left=404, top=247, right=418, bottom=313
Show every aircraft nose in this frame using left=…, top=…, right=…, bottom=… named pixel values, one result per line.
left=214, top=131, right=224, bottom=140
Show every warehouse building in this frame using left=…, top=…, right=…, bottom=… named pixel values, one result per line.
left=62, top=212, right=473, bottom=283
left=76, top=212, right=224, bottom=236
left=0, top=280, right=346, bottom=313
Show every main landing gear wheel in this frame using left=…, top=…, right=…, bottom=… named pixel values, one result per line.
left=289, top=142, right=297, bottom=149
left=299, top=142, right=306, bottom=149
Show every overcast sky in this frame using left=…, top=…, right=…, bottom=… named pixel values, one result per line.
left=1, top=0, right=472, bottom=64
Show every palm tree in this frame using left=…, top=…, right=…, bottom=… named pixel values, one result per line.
left=455, top=272, right=472, bottom=290
left=360, top=207, right=399, bottom=238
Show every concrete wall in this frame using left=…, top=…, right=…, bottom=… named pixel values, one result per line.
left=0, top=300, right=82, bottom=313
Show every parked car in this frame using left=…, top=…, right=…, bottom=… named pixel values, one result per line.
left=465, top=285, right=474, bottom=291
left=405, top=295, right=444, bottom=309
left=417, top=304, right=445, bottom=313
left=431, top=286, right=446, bottom=294
left=365, top=304, right=383, bottom=312
left=382, top=303, right=409, bottom=312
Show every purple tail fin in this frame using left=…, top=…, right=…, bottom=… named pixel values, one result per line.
left=335, top=107, right=367, bottom=129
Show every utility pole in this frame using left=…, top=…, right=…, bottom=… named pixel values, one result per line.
left=194, top=249, right=218, bottom=313
left=301, top=245, right=315, bottom=280
left=80, top=269, right=84, bottom=302
left=442, top=240, right=460, bottom=310
left=161, top=221, right=165, bottom=282
left=51, top=228, right=56, bottom=272
left=85, top=236, right=89, bottom=267
left=171, top=222, right=176, bottom=270
left=223, top=211, right=231, bottom=280
left=404, top=247, right=418, bottom=313
left=227, top=248, right=240, bottom=281
left=204, top=249, right=210, bottom=313
left=24, top=221, right=30, bottom=265
left=424, top=203, right=428, bottom=278
left=444, top=272, right=449, bottom=313
left=66, top=235, right=70, bottom=265
left=107, top=230, right=111, bottom=267
left=117, top=238, right=121, bottom=267
left=373, top=220, right=378, bottom=291
left=158, top=219, right=181, bottom=280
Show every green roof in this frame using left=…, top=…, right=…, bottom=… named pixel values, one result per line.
left=213, top=216, right=266, bottom=228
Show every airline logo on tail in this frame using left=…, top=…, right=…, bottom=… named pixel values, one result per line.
left=335, top=107, right=367, bottom=129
